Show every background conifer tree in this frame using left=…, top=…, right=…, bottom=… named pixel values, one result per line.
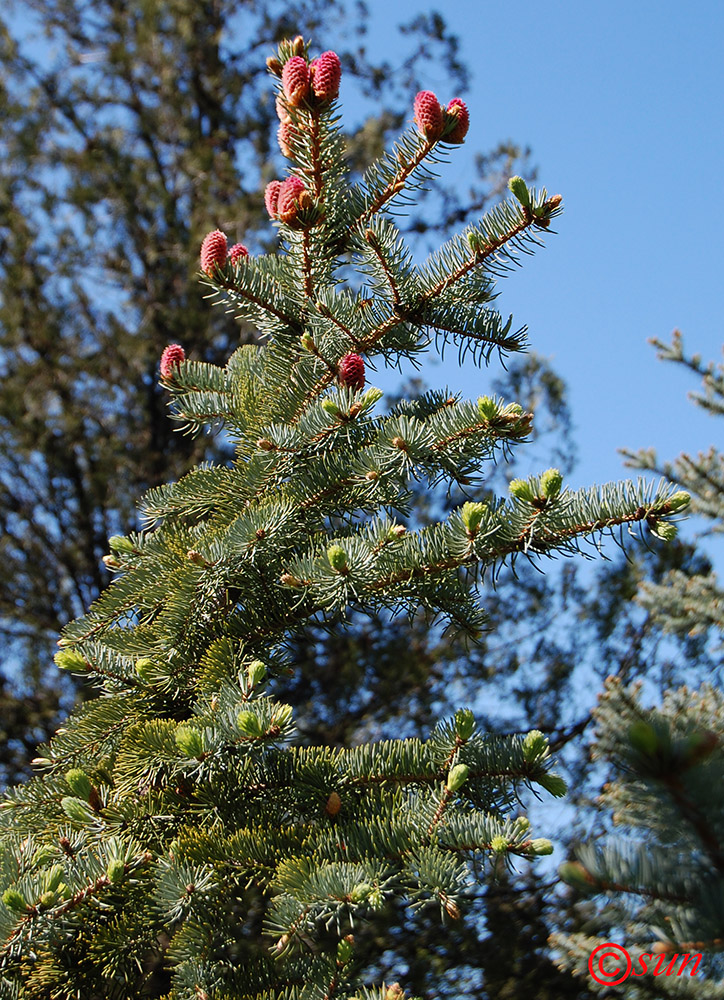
left=553, top=336, right=724, bottom=997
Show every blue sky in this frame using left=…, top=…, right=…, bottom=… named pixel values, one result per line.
left=355, top=0, right=723, bottom=531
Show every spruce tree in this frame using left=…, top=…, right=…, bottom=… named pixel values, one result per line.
left=3, top=0, right=526, bottom=702
left=553, top=336, right=724, bottom=997
left=0, top=38, right=688, bottom=999
left=622, top=333, right=724, bottom=643
left=553, top=678, right=724, bottom=998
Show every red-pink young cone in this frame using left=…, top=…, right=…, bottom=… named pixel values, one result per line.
left=277, top=175, right=308, bottom=224
left=311, top=50, right=341, bottom=100
left=445, top=98, right=469, bottom=143
left=200, top=229, right=227, bottom=273
left=338, top=353, right=365, bottom=391
left=282, top=56, right=310, bottom=107
left=160, top=344, right=186, bottom=380
left=413, top=90, right=443, bottom=140
left=278, top=120, right=298, bottom=159
left=229, top=243, right=249, bottom=265
left=276, top=94, right=291, bottom=123
left=265, top=180, right=283, bottom=219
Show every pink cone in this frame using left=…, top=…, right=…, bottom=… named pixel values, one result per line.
left=200, top=229, right=227, bottom=273
left=160, top=344, right=186, bottom=380
left=277, top=175, right=308, bottom=223
left=282, top=56, right=310, bottom=107
left=229, top=244, right=249, bottom=265
left=311, top=50, right=341, bottom=100
left=265, top=180, right=283, bottom=219
left=338, top=353, right=365, bottom=390
left=276, top=94, right=291, bottom=122
left=278, top=120, right=298, bottom=159
left=445, top=98, right=469, bottom=143
left=413, top=90, right=444, bottom=140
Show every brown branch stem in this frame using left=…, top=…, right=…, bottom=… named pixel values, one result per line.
left=302, top=229, right=314, bottom=299
left=370, top=506, right=653, bottom=592
left=358, top=137, right=435, bottom=225
left=363, top=228, right=402, bottom=307
left=316, top=302, right=362, bottom=349
left=215, top=275, right=296, bottom=327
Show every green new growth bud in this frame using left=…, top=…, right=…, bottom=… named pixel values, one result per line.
left=651, top=521, right=678, bottom=542
left=506, top=403, right=524, bottom=417
left=175, top=726, right=205, bottom=758
left=300, top=332, right=315, bottom=352
left=2, top=889, right=29, bottom=914
left=539, top=468, right=563, bottom=499
left=321, top=399, right=341, bottom=417
left=628, top=720, right=659, bottom=755
left=522, top=730, right=549, bottom=761
left=61, top=796, right=97, bottom=824
left=350, top=882, right=372, bottom=903
left=65, top=769, right=92, bottom=801
left=530, top=838, right=554, bottom=856
left=327, top=544, right=348, bottom=572
left=538, top=773, right=567, bottom=797
left=247, top=660, right=267, bottom=686
left=237, top=711, right=262, bottom=738
left=460, top=501, right=487, bottom=533
left=32, top=847, right=55, bottom=868
left=385, top=983, right=405, bottom=1000
left=135, top=657, right=155, bottom=682
left=360, top=386, right=384, bottom=410
left=46, top=866, right=64, bottom=893
left=446, top=763, right=470, bottom=792
left=508, top=175, right=531, bottom=207
left=509, top=478, right=535, bottom=502
left=57, top=883, right=72, bottom=900
left=667, top=490, right=691, bottom=512
left=477, top=395, right=498, bottom=419
left=39, top=891, right=57, bottom=909
left=368, top=887, right=385, bottom=910
left=337, top=936, right=354, bottom=963
left=490, top=835, right=508, bottom=854
left=467, top=230, right=482, bottom=253
left=273, top=703, right=294, bottom=729
left=558, top=861, right=595, bottom=892
left=54, top=649, right=87, bottom=672
left=516, top=816, right=531, bottom=834
left=108, top=535, right=135, bottom=554
left=455, top=708, right=475, bottom=740
left=107, top=858, right=125, bottom=885
left=683, top=729, right=719, bottom=766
